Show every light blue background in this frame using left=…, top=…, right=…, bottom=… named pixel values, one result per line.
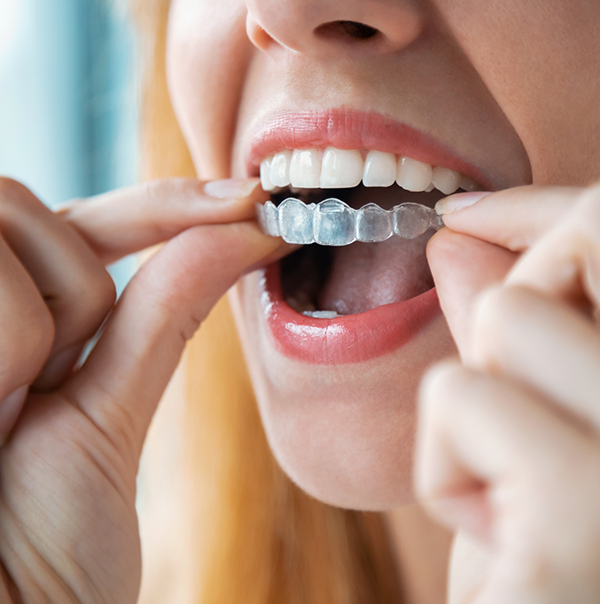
left=0, top=0, right=139, bottom=292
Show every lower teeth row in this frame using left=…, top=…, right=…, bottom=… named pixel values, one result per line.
left=302, top=310, right=340, bottom=319
left=256, top=198, right=444, bottom=246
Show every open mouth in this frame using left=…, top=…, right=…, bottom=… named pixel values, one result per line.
left=245, top=109, right=489, bottom=363
left=259, top=148, right=478, bottom=318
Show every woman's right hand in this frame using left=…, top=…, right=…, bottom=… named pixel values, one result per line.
left=417, top=183, right=600, bottom=603
left=0, top=176, right=287, bottom=604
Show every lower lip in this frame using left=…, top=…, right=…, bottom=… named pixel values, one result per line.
left=260, top=263, right=441, bottom=365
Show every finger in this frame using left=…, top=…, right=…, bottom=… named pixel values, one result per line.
left=470, top=285, right=600, bottom=434
left=415, top=361, right=586, bottom=541
left=61, top=222, right=291, bottom=460
left=0, top=232, right=53, bottom=439
left=436, top=185, right=581, bottom=252
left=417, top=362, right=600, bottom=603
left=448, top=532, right=494, bottom=604
left=0, top=235, right=54, bottom=400
left=0, top=386, right=29, bottom=445
left=505, top=185, right=600, bottom=308
left=427, top=229, right=518, bottom=354
left=59, top=177, right=268, bottom=265
left=0, top=179, right=116, bottom=391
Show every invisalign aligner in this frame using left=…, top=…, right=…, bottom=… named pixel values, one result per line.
left=256, top=198, right=444, bottom=246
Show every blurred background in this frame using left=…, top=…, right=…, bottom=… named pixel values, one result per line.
left=0, top=0, right=139, bottom=291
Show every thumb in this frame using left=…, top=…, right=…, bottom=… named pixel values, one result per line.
left=60, top=221, right=287, bottom=458
left=427, top=228, right=518, bottom=357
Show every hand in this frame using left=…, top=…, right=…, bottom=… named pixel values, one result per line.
left=416, top=183, right=600, bottom=603
left=0, top=177, right=289, bottom=604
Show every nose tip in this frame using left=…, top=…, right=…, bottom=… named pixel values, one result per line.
left=246, top=0, right=424, bottom=57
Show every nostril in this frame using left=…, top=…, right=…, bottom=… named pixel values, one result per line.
left=315, top=20, right=380, bottom=43
left=337, top=21, right=379, bottom=40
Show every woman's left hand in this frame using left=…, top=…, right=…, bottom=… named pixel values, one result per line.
left=416, top=183, right=600, bottom=603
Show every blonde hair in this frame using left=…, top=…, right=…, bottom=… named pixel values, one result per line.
left=130, top=1, right=400, bottom=602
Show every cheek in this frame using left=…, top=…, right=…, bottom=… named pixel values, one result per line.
left=439, top=0, right=600, bottom=185
left=166, top=0, right=255, bottom=179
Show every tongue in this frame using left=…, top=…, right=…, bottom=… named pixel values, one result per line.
left=280, top=185, right=442, bottom=316
left=318, top=233, right=434, bottom=315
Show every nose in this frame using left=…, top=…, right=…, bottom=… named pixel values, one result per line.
left=246, top=0, right=424, bottom=57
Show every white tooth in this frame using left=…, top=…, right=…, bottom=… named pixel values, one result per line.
left=459, top=174, right=481, bottom=192
left=425, top=183, right=435, bottom=192
left=362, top=150, right=396, bottom=187
left=303, top=310, right=339, bottom=319
left=289, top=148, right=321, bottom=188
left=270, top=150, right=292, bottom=187
left=396, top=157, right=433, bottom=192
left=432, top=166, right=461, bottom=195
left=320, top=147, right=364, bottom=188
left=260, top=157, right=275, bottom=191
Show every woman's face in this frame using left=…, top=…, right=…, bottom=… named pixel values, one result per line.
left=166, top=0, right=600, bottom=509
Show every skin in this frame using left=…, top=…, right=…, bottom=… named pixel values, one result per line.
left=165, top=0, right=600, bottom=600
left=0, top=1, right=599, bottom=603
left=166, top=0, right=599, bottom=508
left=167, top=0, right=530, bottom=511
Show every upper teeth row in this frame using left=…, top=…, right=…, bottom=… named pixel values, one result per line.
left=260, top=148, right=480, bottom=195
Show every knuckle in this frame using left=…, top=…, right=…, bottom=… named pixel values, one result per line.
left=0, top=177, right=27, bottom=197
left=420, top=361, right=464, bottom=412
left=89, top=268, right=117, bottom=316
left=470, top=286, right=525, bottom=365
left=131, top=261, right=203, bottom=341
left=62, top=269, right=117, bottom=336
left=180, top=312, right=203, bottom=343
left=0, top=177, right=42, bottom=209
left=473, top=286, right=503, bottom=336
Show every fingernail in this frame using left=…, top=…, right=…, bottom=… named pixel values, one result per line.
left=435, top=191, right=491, bottom=215
left=34, top=345, right=83, bottom=391
left=0, top=385, right=29, bottom=442
left=203, top=178, right=263, bottom=200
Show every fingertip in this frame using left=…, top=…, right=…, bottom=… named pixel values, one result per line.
left=425, top=225, right=457, bottom=266
left=435, top=191, right=491, bottom=215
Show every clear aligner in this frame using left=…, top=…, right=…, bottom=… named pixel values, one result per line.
left=256, top=198, right=444, bottom=246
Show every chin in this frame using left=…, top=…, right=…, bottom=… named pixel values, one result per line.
left=255, top=375, right=421, bottom=511
left=229, top=270, right=455, bottom=510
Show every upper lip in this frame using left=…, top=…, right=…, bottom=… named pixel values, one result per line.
left=245, top=108, right=495, bottom=190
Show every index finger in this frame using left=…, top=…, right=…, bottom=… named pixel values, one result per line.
left=435, top=185, right=582, bottom=252
left=58, top=177, right=268, bottom=264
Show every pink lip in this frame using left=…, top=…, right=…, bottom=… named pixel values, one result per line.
left=260, top=264, right=441, bottom=365
left=248, top=107, right=462, bottom=365
left=246, top=108, right=493, bottom=190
